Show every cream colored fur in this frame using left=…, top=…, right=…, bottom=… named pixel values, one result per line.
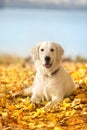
left=24, top=41, right=75, bottom=110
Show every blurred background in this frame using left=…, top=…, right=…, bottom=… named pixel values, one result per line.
left=0, top=0, right=87, bottom=60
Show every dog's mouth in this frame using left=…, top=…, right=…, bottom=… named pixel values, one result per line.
left=44, top=62, right=52, bottom=68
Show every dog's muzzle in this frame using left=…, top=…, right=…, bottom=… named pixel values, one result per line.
left=45, top=56, right=50, bottom=63
left=44, top=56, right=52, bottom=68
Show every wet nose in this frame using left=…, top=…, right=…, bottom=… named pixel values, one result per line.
left=45, top=56, right=50, bottom=62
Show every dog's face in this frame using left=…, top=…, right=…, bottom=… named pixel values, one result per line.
left=39, top=42, right=57, bottom=68
left=31, top=41, right=64, bottom=69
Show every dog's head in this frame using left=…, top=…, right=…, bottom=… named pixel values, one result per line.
left=31, top=41, right=64, bottom=69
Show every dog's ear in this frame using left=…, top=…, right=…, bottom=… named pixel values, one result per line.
left=55, top=43, right=64, bottom=62
left=31, top=44, right=40, bottom=61
left=58, top=44, right=64, bottom=57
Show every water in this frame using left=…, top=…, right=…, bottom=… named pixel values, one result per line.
left=0, top=8, right=87, bottom=58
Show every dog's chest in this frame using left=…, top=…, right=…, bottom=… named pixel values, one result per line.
left=38, top=74, right=60, bottom=91
left=34, top=72, right=63, bottom=101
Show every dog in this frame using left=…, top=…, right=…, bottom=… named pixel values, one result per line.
left=24, top=41, right=75, bottom=110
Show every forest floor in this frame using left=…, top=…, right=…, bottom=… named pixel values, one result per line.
left=0, top=61, right=87, bottom=130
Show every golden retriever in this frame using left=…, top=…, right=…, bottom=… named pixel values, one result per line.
left=24, top=41, right=75, bottom=110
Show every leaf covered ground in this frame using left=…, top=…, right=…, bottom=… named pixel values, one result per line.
left=0, top=62, right=87, bottom=130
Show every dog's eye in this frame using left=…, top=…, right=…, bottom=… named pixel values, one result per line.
left=41, top=48, right=44, bottom=51
left=50, top=48, right=54, bottom=52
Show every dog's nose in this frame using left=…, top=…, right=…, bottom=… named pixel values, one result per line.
left=45, top=56, right=50, bottom=62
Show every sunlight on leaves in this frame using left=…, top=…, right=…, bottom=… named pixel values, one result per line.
left=0, top=62, right=87, bottom=129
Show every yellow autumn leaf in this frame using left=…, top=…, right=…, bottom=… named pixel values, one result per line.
left=0, top=61, right=87, bottom=129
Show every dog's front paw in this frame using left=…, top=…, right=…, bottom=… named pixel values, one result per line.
left=31, top=97, right=41, bottom=104
left=44, top=102, right=53, bottom=111
left=44, top=100, right=60, bottom=111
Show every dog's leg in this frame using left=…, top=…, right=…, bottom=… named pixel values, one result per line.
left=31, top=94, right=41, bottom=103
left=44, top=96, right=63, bottom=111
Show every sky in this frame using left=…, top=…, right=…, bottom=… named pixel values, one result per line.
left=0, top=0, right=87, bottom=58
left=0, top=8, right=87, bottom=58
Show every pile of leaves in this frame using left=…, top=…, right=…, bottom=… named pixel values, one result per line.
left=0, top=62, right=87, bottom=130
